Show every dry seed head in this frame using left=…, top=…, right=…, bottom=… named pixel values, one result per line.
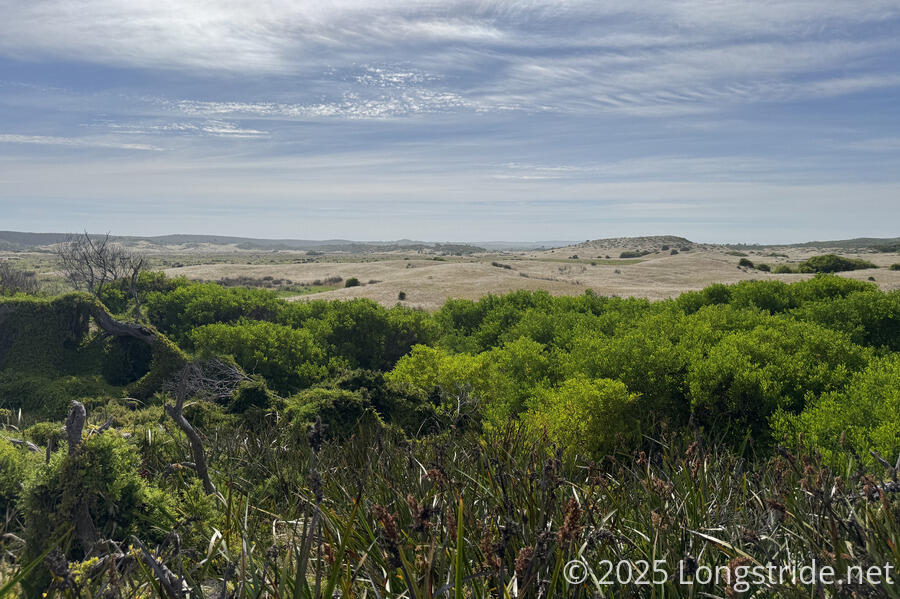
left=515, top=546, right=534, bottom=580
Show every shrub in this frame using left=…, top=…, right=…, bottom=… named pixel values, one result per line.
left=670, top=249, right=678, bottom=255
left=773, top=264, right=795, bottom=274
left=686, top=321, right=869, bottom=443
left=398, top=291, right=407, bottom=301
left=797, top=254, right=876, bottom=273
left=21, top=432, right=174, bottom=593
left=0, top=439, right=38, bottom=515
left=738, top=258, right=755, bottom=268
left=619, top=250, right=649, bottom=258
left=284, top=388, right=382, bottom=439
left=344, top=277, right=360, bottom=287
left=756, top=263, right=771, bottom=272
left=523, top=377, right=638, bottom=458
left=25, top=421, right=65, bottom=447
left=145, top=283, right=282, bottom=344
left=890, top=263, right=900, bottom=271
left=774, top=354, right=900, bottom=468
left=190, top=321, right=328, bottom=394
left=227, top=376, right=277, bottom=413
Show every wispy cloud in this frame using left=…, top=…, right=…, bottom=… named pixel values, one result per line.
left=1, top=0, right=898, bottom=241
left=0, top=133, right=159, bottom=151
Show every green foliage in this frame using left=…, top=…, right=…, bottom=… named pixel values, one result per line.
left=775, top=354, right=900, bottom=469
left=738, top=257, right=755, bottom=268
left=0, top=293, right=93, bottom=373
left=798, top=254, right=876, bottom=273
left=309, top=298, right=438, bottom=371
left=344, top=277, right=361, bottom=287
left=127, top=332, right=188, bottom=400
left=0, top=439, right=39, bottom=515
left=98, top=270, right=187, bottom=315
left=284, top=387, right=382, bottom=438
left=791, top=289, right=900, bottom=350
left=523, top=377, right=638, bottom=458
left=890, top=263, right=900, bottom=270
left=756, top=262, right=771, bottom=272
left=24, top=421, right=65, bottom=447
left=21, top=431, right=174, bottom=594
left=191, top=320, right=328, bottom=394
left=686, top=320, right=868, bottom=441
left=145, top=282, right=282, bottom=344
left=773, top=264, right=795, bottom=273
left=227, top=376, right=277, bottom=413
left=0, top=370, right=121, bottom=419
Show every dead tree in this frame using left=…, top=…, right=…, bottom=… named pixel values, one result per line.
left=164, top=360, right=249, bottom=496
left=54, top=232, right=145, bottom=312
left=65, top=400, right=99, bottom=553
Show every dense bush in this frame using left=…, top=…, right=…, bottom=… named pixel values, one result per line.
left=190, top=320, right=328, bottom=394
left=145, top=283, right=282, bottom=344
left=21, top=432, right=173, bottom=594
left=523, top=376, right=638, bottom=458
left=798, top=254, right=876, bottom=273
left=774, top=354, right=900, bottom=468
left=0, top=439, right=37, bottom=516
left=619, top=249, right=649, bottom=258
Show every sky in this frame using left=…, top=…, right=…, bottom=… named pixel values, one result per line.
left=0, top=0, right=899, bottom=243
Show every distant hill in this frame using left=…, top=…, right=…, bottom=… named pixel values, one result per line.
left=0, top=231, right=486, bottom=254
left=727, top=237, right=900, bottom=250
left=2, top=231, right=896, bottom=254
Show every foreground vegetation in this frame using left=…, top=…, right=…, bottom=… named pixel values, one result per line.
left=1, top=267, right=898, bottom=596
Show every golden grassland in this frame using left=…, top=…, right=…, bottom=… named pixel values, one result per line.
left=159, top=245, right=900, bottom=310
left=4, top=238, right=898, bottom=310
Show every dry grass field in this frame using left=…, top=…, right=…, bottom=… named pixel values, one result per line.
left=152, top=236, right=900, bottom=310
left=3, top=235, right=896, bottom=310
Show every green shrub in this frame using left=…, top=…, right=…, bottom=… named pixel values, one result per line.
left=145, top=283, right=282, bottom=344
left=25, top=421, right=65, bottom=447
left=686, top=321, right=869, bottom=443
left=284, top=388, right=382, bottom=439
left=523, top=377, right=638, bottom=458
left=190, top=321, right=328, bottom=394
left=798, top=254, right=876, bottom=273
left=0, top=371, right=121, bottom=419
left=890, top=263, right=900, bottom=271
left=773, top=264, right=795, bottom=274
left=738, top=258, right=755, bottom=268
left=790, top=289, right=900, bottom=350
left=227, top=376, right=277, bottom=413
left=756, top=263, right=771, bottom=272
left=398, top=291, right=407, bottom=300
left=619, top=250, right=649, bottom=258
left=0, top=439, right=38, bottom=515
left=344, top=277, right=360, bottom=287
left=774, top=354, right=900, bottom=469
left=21, top=432, right=174, bottom=594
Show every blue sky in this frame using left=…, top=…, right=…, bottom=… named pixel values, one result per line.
left=1, top=1, right=898, bottom=243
